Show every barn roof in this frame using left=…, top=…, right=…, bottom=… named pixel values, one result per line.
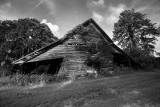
left=12, top=18, right=140, bottom=67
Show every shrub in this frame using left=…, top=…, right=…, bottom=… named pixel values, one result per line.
left=8, top=74, right=42, bottom=86
left=113, top=66, right=135, bottom=76
left=55, top=73, right=69, bottom=82
left=0, top=73, right=71, bottom=86
left=99, top=67, right=114, bottom=76
left=0, top=67, right=11, bottom=77
left=85, top=73, right=96, bottom=79
left=42, top=74, right=57, bottom=84
left=42, top=74, right=69, bottom=83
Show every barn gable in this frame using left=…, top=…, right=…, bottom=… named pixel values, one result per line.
left=12, top=18, right=140, bottom=76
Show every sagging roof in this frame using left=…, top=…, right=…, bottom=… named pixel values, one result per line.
left=13, top=18, right=139, bottom=66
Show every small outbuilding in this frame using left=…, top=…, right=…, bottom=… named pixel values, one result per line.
left=12, top=18, right=140, bottom=77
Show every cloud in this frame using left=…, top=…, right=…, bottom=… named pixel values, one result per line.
left=131, top=0, right=150, bottom=12
left=0, top=2, right=12, bottom=13
left=41, top=19, right=61, bottom=38
left=130, top=0, right=160, bottom=13
left=0, top=0, right=11, bottom=6
left=106, top=4, right=126, bottom=24
left=0, top=1, right=18, bottom=20
left=35, top=0, right=47, bottom=8
left=87, top=0, right=105, bottom=24
left=92, top=11, right=104, bottom=23
left=87, top=0, right=105, bottom=9
left=156, top=39, right=160, bottom=51
left=44, top=0, right=55, bottom=15
left=33, top=0, right=55, bottom=15
left=108, top=4, right=126, bottom=15
left=89, top=0, right=104, bottom=6
left=106, top=15, right=118, bottom=25
left=136, top=6, right=149, bottom=12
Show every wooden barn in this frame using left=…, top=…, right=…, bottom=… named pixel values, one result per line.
left=12, top=18, right=140, bottom=77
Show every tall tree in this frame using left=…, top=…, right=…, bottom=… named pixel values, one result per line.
left=0, top=18, right=58, bottom=68
left=113, top=9, right=159, bottom=61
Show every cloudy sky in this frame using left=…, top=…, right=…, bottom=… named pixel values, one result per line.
left=0, top=0, right=160, bottom=52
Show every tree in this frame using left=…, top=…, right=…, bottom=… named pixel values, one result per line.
left=0, top=18, right=58, bottom=69
left=113, top=9, right=159, bottom=61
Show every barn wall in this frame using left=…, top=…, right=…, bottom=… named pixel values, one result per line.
left=58, top=34, right=88, bottom=77
left=57, top=25, right=116, bottom=77
left=48, top=31, right=115, bottom=77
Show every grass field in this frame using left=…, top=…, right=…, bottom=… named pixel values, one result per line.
left=0, top=72, right=160, bottom=107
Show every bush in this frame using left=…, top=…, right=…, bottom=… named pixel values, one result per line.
left=41, top=74, right=69, bottom=83
left=0, top=67, right=11, bottom=77
left=99, top=67, right=114, bottom=76
left=0, top=73, right=70, bottom=86
left=113, top=66, right=136, bottom=76
left=42, top=74, right=56, bottom=84
left=97, top=65, right=143, bottom=77
left=55, top=73, right=69, bottom=82
left=7, top=74, right=42, bottom=86
left=85, top=73, right=96, bottom=79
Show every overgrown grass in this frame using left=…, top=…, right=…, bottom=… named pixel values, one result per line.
left=113, top=66, right=139, bottom=76
left=98, top=66, right=142, bottom=77
left=0, top=66, right=159, bottom=87
left=0, top=67, right=11, bottom=77
left=0, top=73, right=69, bottom=87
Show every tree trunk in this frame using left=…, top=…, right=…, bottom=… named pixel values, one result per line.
left=128, top=26, right=136, bottom=49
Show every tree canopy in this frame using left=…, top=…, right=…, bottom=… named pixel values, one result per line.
left=0, top=18, right=58, bottom=68
left=113, top=9, right=160, bottom=61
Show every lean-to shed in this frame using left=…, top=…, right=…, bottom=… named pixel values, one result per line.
left=12, top=18, right=140, bottom=77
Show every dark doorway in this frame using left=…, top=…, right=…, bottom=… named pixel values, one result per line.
left=13, top=58, right=64, bottom=75
left=47, top=58, right=63, bottom=74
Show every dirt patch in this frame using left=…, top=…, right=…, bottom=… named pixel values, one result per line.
left=27, top=81, right=45, bottom=89
left=60, top=80, right=73, bottom=88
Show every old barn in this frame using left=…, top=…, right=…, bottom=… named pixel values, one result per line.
left=12, top=18, right=140, bottom=77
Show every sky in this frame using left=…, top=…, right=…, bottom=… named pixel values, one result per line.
left=0, top=0, right=160, bottom=52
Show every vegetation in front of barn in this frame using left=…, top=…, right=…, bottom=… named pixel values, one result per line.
left=0, top=73, right=70, bottom=86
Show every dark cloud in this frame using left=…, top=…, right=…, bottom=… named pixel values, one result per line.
left=0, top=0, right=10, bottom=4
left=12, top=0, right=35, bottom=12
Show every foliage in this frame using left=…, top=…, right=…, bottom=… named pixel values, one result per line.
left=65, top=24, right=113, bottom=70
left=0, top=73, right=69, bottom=86
left=113, top=9, right=159, bottom=62
left=0, top=74, right=42, bottom=86
left=0, top=18, right=58, bottom=69
left=113, top=66, right=136, bottom=76
left=0, top=67, right=11, bottom=77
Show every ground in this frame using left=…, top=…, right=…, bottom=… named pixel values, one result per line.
left=0, top=72, right=160, bottom=107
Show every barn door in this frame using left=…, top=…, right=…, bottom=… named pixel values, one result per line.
left=47, top=58, right=64, bottom=74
